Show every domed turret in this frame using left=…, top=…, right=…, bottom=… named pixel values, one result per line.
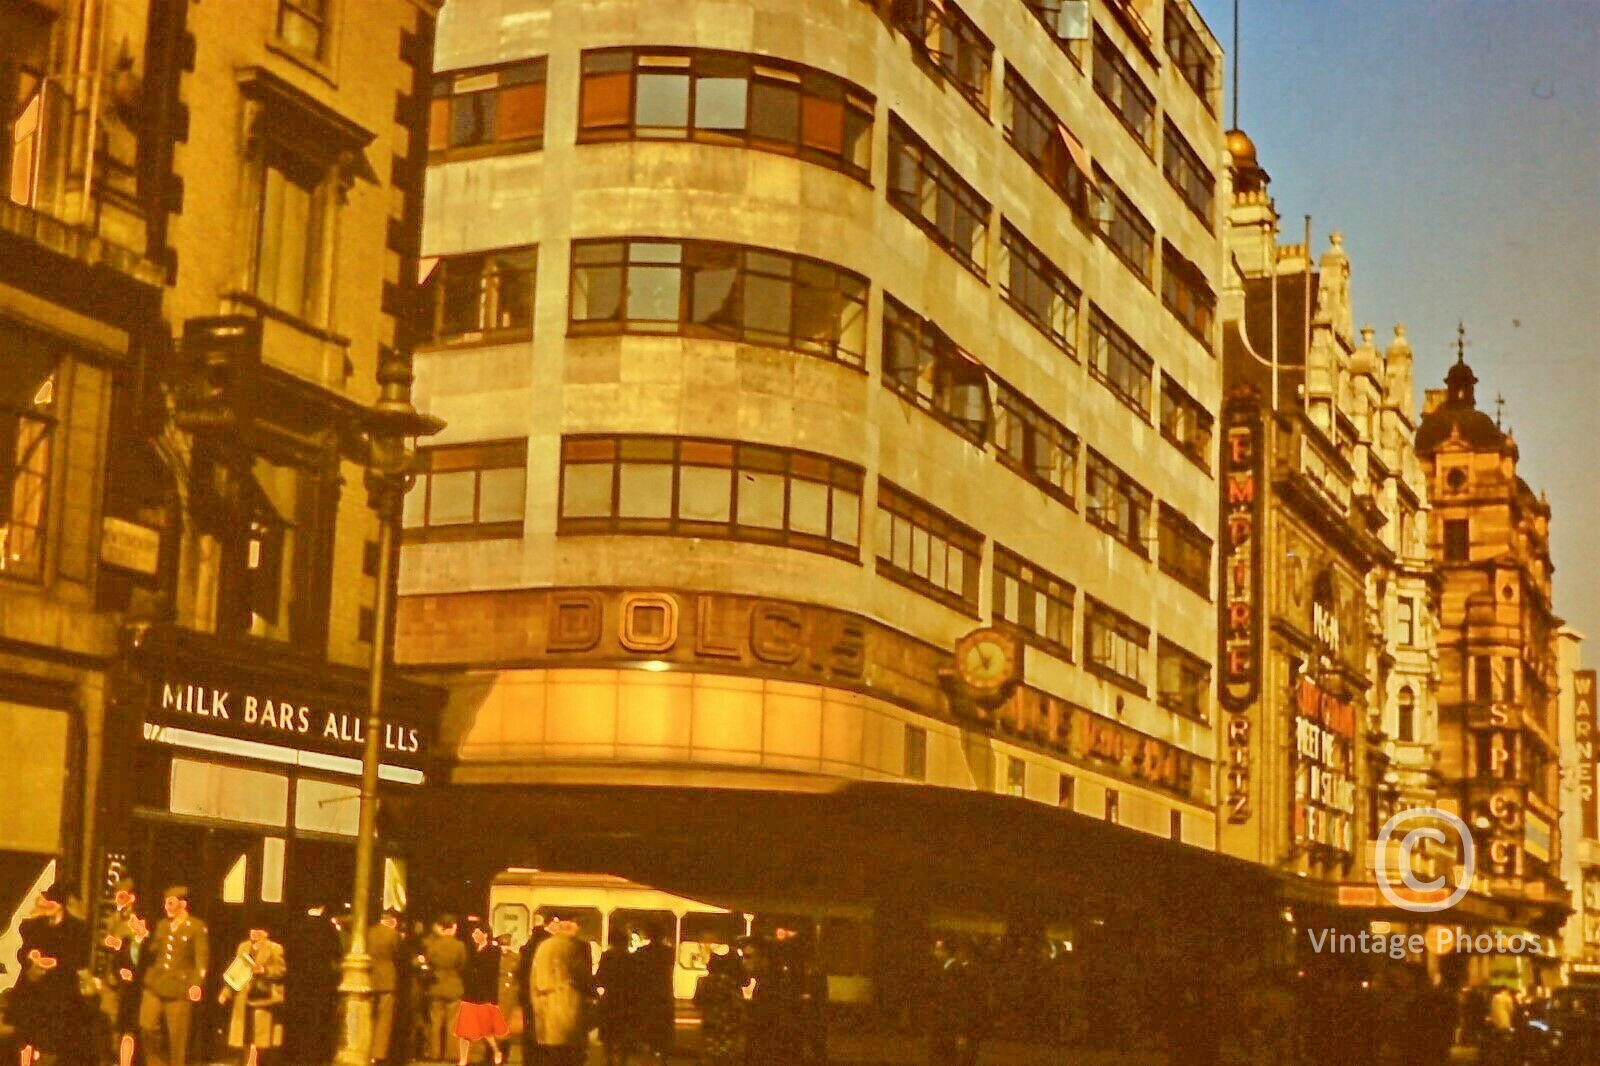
left=1226, top=128, right=1268, bottom=195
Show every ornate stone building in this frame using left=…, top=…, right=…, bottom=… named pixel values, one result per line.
left=1417, top=339, right=1568, bottom=963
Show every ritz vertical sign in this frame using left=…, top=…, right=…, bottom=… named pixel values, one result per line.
left=1218, top=387, right=1264, bottom=825
left=1578, top=670, right=1597, bottom=841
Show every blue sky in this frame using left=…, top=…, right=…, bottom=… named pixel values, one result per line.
left=1191, top=0, right=1600, bottom=646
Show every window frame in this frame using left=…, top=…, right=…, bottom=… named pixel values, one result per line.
left=252, top=140, right=332, bottom=326
left=567, top=237, right=870, bottom=368
left=0, top=344, right=58, bottom=582
left=991, top=380, right=1078, bottom=508
left=417, top=245, right=537, bottom=347
left=874, top=479, right=983, bottom=614
left=1160, top=241, right=1216, bottom=347
left=276, top=0, right=331, bottom=62
left=1156, top=637, right=1211, bottom=724
left=992, top=544, right=1075, bottom=662
left=1163, top=0, right=1217, bottom=111
left=557, top=434, right=864, bottom=562
left=1085, top=448, right=1152, bottom=558
left=1161, top=117, right=1214, bottom=226
left=1084, top=596, right=1150, bottom=694
left=1021, top=1, right=1089, bottom=69
left=1087, top=305, right=1154, bottom=417
left=1092, top=25, right=1155, bottom=151
left=887, top=114, right=991, bottom=278
left=429, top=57, right=549, bottom=160
left=999, top=220, right=1081, bottom=354
left=1001, top=66, right=1092, bottom=223
left=575, top=47, right=875, bottom=183
left=880, top=295, right=990, bottom=444
left=901, top=0, right=994, bottom=115
left=403, top=438, right=529, bottom=544
left=1158, top=372, right=1214, bottom=471
left=1444, top=519, right=1469, bottom=562
left=1093, top=167, right=1154, bottom=285
left=1157, top=502, right=1211, bottom=598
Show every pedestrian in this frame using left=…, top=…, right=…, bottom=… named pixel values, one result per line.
left=218, top=919, right=287, bottom=1066
left=108, top=912, right=152, bottom=1066
left=422, top=915, right=468, bottom=1061
left=514, top=913, right=551, bottom=1066
left=12, top=884, right=92, bottom=1066
left=138, top=886, right=209, bottom=1066
left=454, top=921, right=508, bottom=1066
left=693, top=950, right=745, bottom=1066
left=531, top=918, right=594, bottom=1066
left=632, top=920, right=674, bottom=1063
left=100, top=880, right=146, bottom=1066
left=1486, top=984, right=1516, bottom=1066
left=926, top=937, right=982, bottom=1066
left=747, top=932, right=804, bottom=1066
left=593, top=924, right=634, bottom=1066
left=369, top=909, right=405, bottom=1066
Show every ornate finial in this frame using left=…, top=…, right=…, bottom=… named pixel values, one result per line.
left=1455, top=322, right=1468, bottom=365
left=1495, top=392, right=1506, bottom=429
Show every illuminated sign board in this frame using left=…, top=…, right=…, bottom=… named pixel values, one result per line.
left=1291, top=675, right=1357, bottom=855
left=1218, top=388, right=1263, bottom=824
left=1579, top=670, right=1598, bottom=841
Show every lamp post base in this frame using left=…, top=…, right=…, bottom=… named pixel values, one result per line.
left=333, top=951, right=375, bottom=1066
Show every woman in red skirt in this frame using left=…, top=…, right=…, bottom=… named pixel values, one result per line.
left=454, top=919, right=508, bottom=1065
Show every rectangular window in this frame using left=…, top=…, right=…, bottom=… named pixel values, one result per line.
left=418, top=247, right=536, bottom=345
left=1085, top=450, right=1152, bottom=557
left=999, top=221, right=1080, bottom=353
left=277, top=0, right=329, bottom=60
left=1092, top=26, right=1155, bottom=150
left=1085, top=597, right=1149, bottom=692
left=875, top=480, right=982, bottom=612
left=881, top=295, right=990, bottom=443
left=429, top=58, right=549, bottom=156
left=1474, top=654, right=1493, bottom=702
left=557, top=435, right=863, bottom=560
left=901, top=0, right=993, bottom=114
left=569, top=238, right=869, bottom=367
left=992, top=545, right=1075, bottom=660
left=576, top=48, right=874, bottom=181
left=1094, top=168, right=1154, bottom=284
left=404, top=439, right=528, bottom=543
left=1001, top=68, right=1091, bottom=221
left=888, top=115, right=991, bottom=277
left=1162, top=118, right=1214, bottom=225
left=1105, top=786, right=1121, bottom=824
left=1057, top=773, right=1076, bottom=810
left=1022, top=1, right=1090, bottom=66
left=1444, top=519, right=1469, bottom=562
left=905, top=724, right=928, bottom=781
left=1397, top=696, right=1416, bottom=743
left=1503, top=656, right=1518, bottom=702
left=0, top=338, right=56, bottom=580
left=1170, top=809, right=1183, bottom=841
left=1157, top=504, right=1211, bottom=597
left=1157, top=638, right=1210, bottom=723
left=1164, top=1, right=1217, bottom=108
left=1159, top=372, right=1213, bottom=469
left=254, top=144, right=328, bottom=322
left=991, top=383, right=1077, bottom=506
left=1161, top=242, right=1216, bottom=345
left=1087, top=306, right=1153, bottom=415
left=1005, top=755, right=1027, bottom=797
left=1397, top=596, right=1415, bottom=647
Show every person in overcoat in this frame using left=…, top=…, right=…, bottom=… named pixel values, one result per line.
left=592, top=925, right=634, bottom=1066
left=631, top=922, right=675, bottom=1062
left=368, top=910, right=405, bottom=1064
left=217, top=922, right=288, bottom=1066
left=421, top=916, right=467, bottom=1061
left=531, top=919, right=594, bottom=1066
left=13, top=884, right=92, bottom=1065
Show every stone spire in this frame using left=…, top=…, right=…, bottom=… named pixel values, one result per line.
left=1315, top=231, right=1353, bottom=342
left=1384, top=324, right=1415, bottom=420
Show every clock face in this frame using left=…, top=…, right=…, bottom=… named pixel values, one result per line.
left=955, top=629, right=1020, bottom=695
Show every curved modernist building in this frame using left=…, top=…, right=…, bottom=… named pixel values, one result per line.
left=397, top=0, right=1260, bottom=1027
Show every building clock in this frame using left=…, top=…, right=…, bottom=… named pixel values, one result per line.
left=953, top=627, right=1022, bottom=704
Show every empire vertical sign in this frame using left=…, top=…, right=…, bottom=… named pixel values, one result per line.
left=1218, top=387, right=1263, bottom=824
left=1579, top=669, right=1598, bottom=841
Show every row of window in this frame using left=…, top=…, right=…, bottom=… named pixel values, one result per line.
left=406, top=432, right=1212, bottom=713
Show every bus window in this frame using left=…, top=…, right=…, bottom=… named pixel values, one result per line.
left=821, top=915, right=870, bottom=977
left=544, top=905, right=603, bottom=947
left=679, top=912, right=742, bottom=971
left=491, top=903, right=530, bottom=947
left=611, top=908, right=676, bottom=951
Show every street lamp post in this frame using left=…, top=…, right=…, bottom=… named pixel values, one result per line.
left=333, top=347, right=443, bottom=1066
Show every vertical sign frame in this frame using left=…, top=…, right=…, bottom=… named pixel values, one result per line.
left=1218, top=386, right=1264, bottom=824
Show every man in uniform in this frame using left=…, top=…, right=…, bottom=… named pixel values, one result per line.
left=369, top=908, right=405, bottom=1064
left=101, top=879, right=146, bottom=1066
left=139, top=885, right=210, bottom=1066
left=420, top=914, right=466, bottom=1061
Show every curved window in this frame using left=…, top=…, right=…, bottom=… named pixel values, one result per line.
left=429, top=58, right=547, bottom=159
left=558, top=435, right=863, bottom=561
left=577, top=48, right=874, bottom=182
left=568, top=238, right=869, bottom=368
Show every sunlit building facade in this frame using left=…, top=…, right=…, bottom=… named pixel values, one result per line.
left=396, top=0, right=1264, bottom=1044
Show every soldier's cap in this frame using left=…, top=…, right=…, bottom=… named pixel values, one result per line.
left=163, top=885, right=190, bottom=902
